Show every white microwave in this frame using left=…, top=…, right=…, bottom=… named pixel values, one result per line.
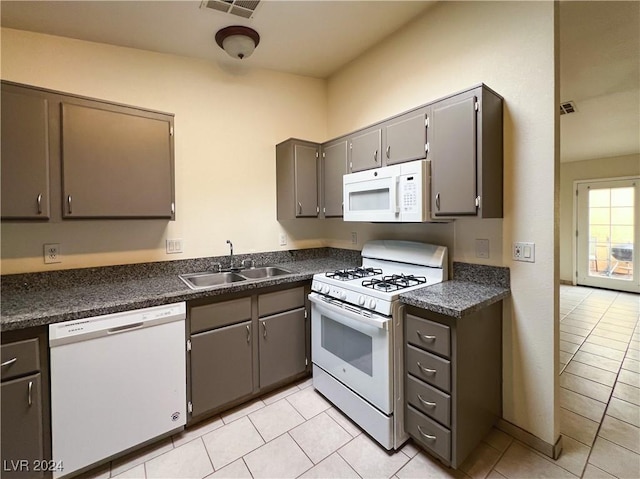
left=343, top=159, right=431, bottom=222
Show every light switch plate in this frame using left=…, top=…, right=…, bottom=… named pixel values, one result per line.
left=475, top=239, right=490, bottom=259
left=166, top=239, right=183, bottom=254
left=279, top=233, right=287, bottom=246
left=513, top=242, right=535, bottom=262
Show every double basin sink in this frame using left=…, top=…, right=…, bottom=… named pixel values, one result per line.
left=179, top=266, right=293, bottom=290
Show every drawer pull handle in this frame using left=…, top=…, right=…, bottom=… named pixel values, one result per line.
left=417, top=394, right=437, bottom=408
left=417, top=331, right=436, bottom=341
left=28, top=380, right=33, bottom=407
left=37, top=193, right=43, bottom=214
left=417, top=362, right=437, bottom=374
left=417, top=425, right=436, bottom=441
left=1, top=358, right=17, bottom=368
left=262, top=322, right=267, bottom=338
left=246, top=325, right=251, bottom=343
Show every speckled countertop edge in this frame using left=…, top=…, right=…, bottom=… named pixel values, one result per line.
left=2, top=252, right=510, bottom=331
left=1, top=248, right=360, bottom=332
left=399, top=262, right=511, bottom=318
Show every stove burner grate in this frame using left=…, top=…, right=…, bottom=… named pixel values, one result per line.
left=325, top=267, right=382, bottom=281
left=361, top=274, right=427, bottom=292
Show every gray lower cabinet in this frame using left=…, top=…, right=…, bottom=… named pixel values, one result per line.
left=404, top=302, right=502, bottom=468
left=1, top=88, right=51, bottom=220
left=1, top=330, right=50, bottom=479
left=349, top=127, right=382, bottom=172
left=190, top=321, right=253, bottom=417
left=320, top=138, right=348, bottom=217
left=259, top=308, right=306, bottom=389
left=276, top=139, right=320, bottom=219
left=187, top=284, right=310, bottom=423
left=383, top=108, right=429, bottom=166
left=430, top=85, right=503, bottom=219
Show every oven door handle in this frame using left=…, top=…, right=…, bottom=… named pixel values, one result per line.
left=309, top=294, right=389, bottom=330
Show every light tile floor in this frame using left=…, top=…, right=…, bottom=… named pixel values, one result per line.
left=78, top=285, right=639, bottom=479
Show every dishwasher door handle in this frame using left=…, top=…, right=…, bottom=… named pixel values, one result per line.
left=108, top=322, right=144, bottom=334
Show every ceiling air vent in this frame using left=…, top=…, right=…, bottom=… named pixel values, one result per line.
left=200, top=0, right=260, bottom=19
left=559, top=101, right=577, bottom=115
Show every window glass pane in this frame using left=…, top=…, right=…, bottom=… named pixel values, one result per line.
left=611, top=207, right=634, bottom=226
left=611, top=187, right=634, bottom=207
left=589, top=207, right=610, bottom=225
left=589, top=189, right=610, bottom=207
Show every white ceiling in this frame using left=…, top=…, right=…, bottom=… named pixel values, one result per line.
left=1, top=1, right=638, bottom=164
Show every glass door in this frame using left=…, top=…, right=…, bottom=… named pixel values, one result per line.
left=576, top=178, right=639, bottom=293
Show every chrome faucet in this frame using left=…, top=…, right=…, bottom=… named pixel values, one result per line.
left=226, top=240, right=234, bottom=270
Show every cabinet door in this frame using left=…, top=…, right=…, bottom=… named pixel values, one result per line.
left=431, top=95, right=477, bottom=216
left=259, top=308, right=306, bottom=389
left=1, top=89, right=50, bottom=220
left=322, top=140, right=348, bottom=217
left=384, top=111, right=428, bottom=166
left=61, top=102, right=174, bottom=218
left=294, top=144, right=319, bottom=217
left=190, top=321, right=252, bottom=416
left=350, top=129, right=381, bottom=172
left=1, top=374, right=44, bottom=478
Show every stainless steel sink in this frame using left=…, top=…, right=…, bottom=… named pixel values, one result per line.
left=238, top=266, right=292, bottom=279
left=179, top=266, right=292, bottom=290
left=179, top=271, right=246, bottom=289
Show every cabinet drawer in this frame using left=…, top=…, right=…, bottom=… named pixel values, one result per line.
left=190, top=297, right=252, bottom=334
left=258, top=287, right=305, bottom=317
left=1, top=338, right=40, bottom=381
left=406, top=405, right=451, bottom=462
left=406, top=314, right=450, bottom=358
left=406, top=344, right=450, bottom=392
left=405, top=374, right=450, bottom=427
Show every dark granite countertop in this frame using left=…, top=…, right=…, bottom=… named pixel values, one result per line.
left=399, top=280, right=510, bottom=318
left=2, top=252, right=510, bottom=331
left=399, top=262, right=510, bottom=318
left=1, top=249, right=360, bottom=332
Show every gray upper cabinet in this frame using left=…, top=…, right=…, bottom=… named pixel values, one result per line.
left=349, top=128, right=382, bottom=172
left=61, top=101, right=175, bottom=219
left=321, top=138, right=348, bottom=217
left=383, top=109, right=429, bottom=166
left=1, top=81, right=176, bottom=221
left=1, top=88, right=50, bottom=220
left=276, top=139, right=319, bottom=219
left=430, top=85, right=503, bottom=219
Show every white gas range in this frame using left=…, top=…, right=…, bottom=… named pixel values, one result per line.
left=309, top=240, right=448, bottom=450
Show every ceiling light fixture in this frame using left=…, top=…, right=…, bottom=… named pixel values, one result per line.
left=215, top=25, right=260, bottom=60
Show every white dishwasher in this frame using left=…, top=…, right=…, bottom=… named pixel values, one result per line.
left=49, top=302, right=187, bottom=479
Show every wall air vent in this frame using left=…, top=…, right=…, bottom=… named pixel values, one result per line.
left=200, top=0, right=260, bottom=19
left=559, top=101, right=577, bottom=115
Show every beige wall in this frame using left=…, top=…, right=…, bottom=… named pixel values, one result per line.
left=325, top=1, right=559, bottom=444
left=559, top=154, right=640, bottom=282
left=0, top=28, right=328, bottom=273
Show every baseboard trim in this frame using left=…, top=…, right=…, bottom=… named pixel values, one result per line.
left=559, top=279, right=573, bottom=286
left=496, top=419, right=563, bottom=459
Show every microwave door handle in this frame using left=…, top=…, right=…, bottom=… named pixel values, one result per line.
left=394, top=176, right=401, bottom=216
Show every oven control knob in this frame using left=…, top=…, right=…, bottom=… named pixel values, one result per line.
left=321, top=285, right=329, bottom=294
left=358, top=295, right=365, bottom=306
left=340, top=291, right=347, bottom=300
left=368, top=298, right=377, bottom=309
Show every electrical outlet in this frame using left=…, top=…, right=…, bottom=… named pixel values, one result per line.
left=44, top=243, right=61, bottom=264
left=475, top=239, right=490, bottom=259
left=279, top=233, right=287, bottom=246
left=351, top=232, right=358, bottom=245
left=513, top=242, right=535, bottom=263
left=165, top=239, right=183, bottom=254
